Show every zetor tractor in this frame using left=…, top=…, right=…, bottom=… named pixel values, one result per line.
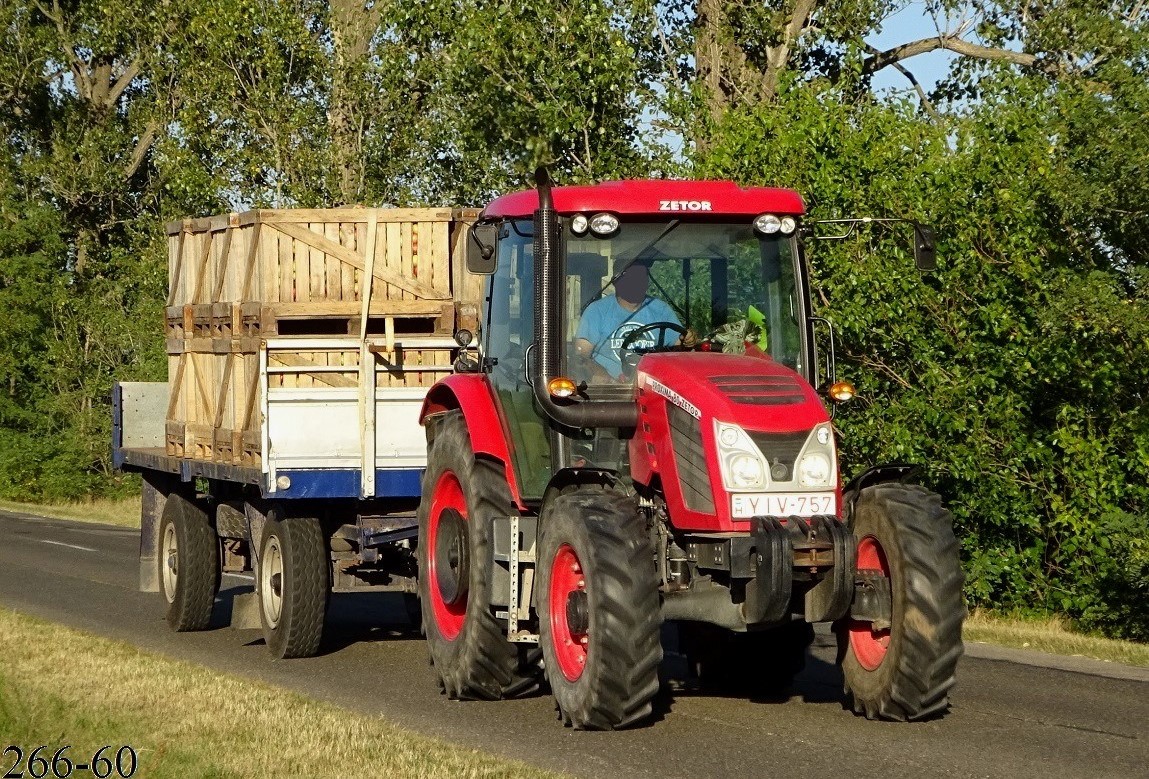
left=417, top=171, right=964, bottom=729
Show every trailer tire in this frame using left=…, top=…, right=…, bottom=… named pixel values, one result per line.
left=538, top=490, right=662, bottom=730
left=258, top=512, right=328, bottom=659
left=418, top=411, right=538, bottom=699
left=158, top=493, right=218, bottom=632
left=839, top=483, right=964, bottom=720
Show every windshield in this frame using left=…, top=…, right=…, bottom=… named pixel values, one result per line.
left=564, top=221, right=807, bottom=383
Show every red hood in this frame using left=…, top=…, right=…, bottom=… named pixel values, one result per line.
left=636, top=352, right=828, bottom=432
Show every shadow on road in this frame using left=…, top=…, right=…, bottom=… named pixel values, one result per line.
left=212, top=584, right=846, bottom=716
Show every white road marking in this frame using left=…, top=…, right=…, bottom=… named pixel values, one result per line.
left=225, top=572, right=255, bottom=580
left=40, top=539, right=98, bottom=553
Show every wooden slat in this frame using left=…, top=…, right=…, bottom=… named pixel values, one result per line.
left=253, top=208, right=453, bottom=224
left=268, top=299, right=446, bottom=317
left=269, top=352, right=358, bottom=388
left=271, top=221, right=447, bottom=301
left=325, top=221, right=342, bottom=303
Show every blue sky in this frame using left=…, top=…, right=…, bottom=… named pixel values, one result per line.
left=868, top=1, right=961, bottom=93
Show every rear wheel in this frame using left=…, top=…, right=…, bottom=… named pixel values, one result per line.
left=537, top=490, right=662, bottom=730
left=417, top=411, right=537, bottom=699
left=839, top=483, right=964, bottom=720
left=258, top=512, right=328, bottom=659
left=158, top=493, right=218, bottom=631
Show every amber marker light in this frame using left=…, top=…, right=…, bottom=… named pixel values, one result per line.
left=548, top=377, right=578, bottom=398
left=829, top=380, right=856, bottom=402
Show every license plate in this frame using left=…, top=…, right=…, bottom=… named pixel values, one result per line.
left=730, top=492, right=836, bottom=519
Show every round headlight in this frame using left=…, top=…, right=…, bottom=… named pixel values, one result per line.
left=816, top=426, right=831, bottom=445
left=729, top=454, right=765, bottom=488
left=797, top=452, right=831, bottom=487
left=570, top=214, right=589, bottom=235
left=718, top=424, right=740, bottom=447
left=754, top=214, right=782, bottom=234
left=590, top=213, right=619, bottom=236
left=780, top=216, right=797, bottom=234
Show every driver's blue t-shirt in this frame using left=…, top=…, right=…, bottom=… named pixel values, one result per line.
left=575, top=295, right=681, bottom=378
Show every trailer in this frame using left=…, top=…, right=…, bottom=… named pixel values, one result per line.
left=115, top=206, right=482, bottom=657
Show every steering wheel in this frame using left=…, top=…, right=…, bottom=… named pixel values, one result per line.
left=616, top=322, right=688, bottom=375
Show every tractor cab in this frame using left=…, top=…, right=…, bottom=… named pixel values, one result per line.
left=473, top=180, right=821, bottom=506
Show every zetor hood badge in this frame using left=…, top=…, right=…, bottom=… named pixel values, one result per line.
left=645, top=377, right=701, bottom=419
left=659, top=200, right=712, bottom=212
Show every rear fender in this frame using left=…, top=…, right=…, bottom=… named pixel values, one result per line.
left=421, top=374, right=526, bottom=510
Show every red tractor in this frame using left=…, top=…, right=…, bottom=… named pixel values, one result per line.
left=417, top=171, right=963, bottom=729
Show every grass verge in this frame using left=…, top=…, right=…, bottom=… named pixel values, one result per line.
left=0, top=497, right=141, bottom=528
left=964, top=609, right=1149, bottom=667
left=0, top=607, right=561, bottom=778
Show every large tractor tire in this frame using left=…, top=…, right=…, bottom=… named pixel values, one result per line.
left=158, top=492, right=219, bottom=631
left=684, top=620, right=814, bottom=697
left=257, top=512, right=328, bottom=659
left=417, top=411, right=538, bottom=699
left=839, top=483, right=964, bottom=720
left=537, top=490, right=663, bottom=730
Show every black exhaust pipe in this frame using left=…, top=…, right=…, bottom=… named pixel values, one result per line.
left=531, top=168, right=638, bottom=429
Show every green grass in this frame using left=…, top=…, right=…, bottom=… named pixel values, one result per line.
left=964, top=609, right=1149, bottom=667
left=0, top=497, right=141, bottom=527
left=0, top=607, right=562, bottom=778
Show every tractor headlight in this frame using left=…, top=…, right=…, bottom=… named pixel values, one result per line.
left=729, top=454, right=765, bottom=488
left=590, top=212, right=619, bottom=236
left=796, top=452, right=832, bottom=487
left=715, top=421, right=768, bottom=491
left=754, top=214, right=782, bottom=234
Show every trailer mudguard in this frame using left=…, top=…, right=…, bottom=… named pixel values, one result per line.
left=420, top=374, right=526, bottom=509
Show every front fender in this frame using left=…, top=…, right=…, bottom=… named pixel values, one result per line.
left=421, top=374, right=526, bottom=510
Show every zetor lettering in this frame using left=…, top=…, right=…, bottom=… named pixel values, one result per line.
left=659, top=200, right=712, bottom=211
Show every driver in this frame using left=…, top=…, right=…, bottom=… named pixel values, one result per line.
left=574, top=262, right=682, bottom=380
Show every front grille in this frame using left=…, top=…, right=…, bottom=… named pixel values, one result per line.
left=748, top=430, right=809, bottom=481
left=710, top=374, right=805, bottom=405
left=666, top=404, right=715, bottom=513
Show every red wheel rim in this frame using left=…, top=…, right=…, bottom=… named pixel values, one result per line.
left=427, top=471, right=467, bottom=640
left=549, top=543, right=588, bottom=682
left=849, top=535, right=892, bottom=671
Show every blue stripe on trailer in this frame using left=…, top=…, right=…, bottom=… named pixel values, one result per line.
left=270, top=469, right=424, bottom=499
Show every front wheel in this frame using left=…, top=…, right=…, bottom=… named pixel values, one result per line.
left=258, top=512, right=328, bottom=659
left=537, top=490, right=662, bottom=730
left=839, top=483, right=965, bottom=720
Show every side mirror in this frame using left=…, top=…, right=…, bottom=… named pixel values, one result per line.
left=913, top=224, right=937, bottom=271
left=467, top=223, right=499, bottom=275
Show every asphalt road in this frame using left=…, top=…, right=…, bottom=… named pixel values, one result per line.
left=2, top=509, right=1147, bottom=779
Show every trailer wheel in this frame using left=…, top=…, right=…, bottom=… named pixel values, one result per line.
left=683, top=620, right=814, bottom=696
left=158, top=493, right=219, bottom=631
left=258, top=512, right=328, bottom=659
left=418, top=411, right=538, bottom=699
left=839, top=483, right=964, bottom=720
left=538, top=490, right=662, bottom=730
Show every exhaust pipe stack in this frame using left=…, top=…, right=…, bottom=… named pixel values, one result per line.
left=531, top=168, right=638, bottom=430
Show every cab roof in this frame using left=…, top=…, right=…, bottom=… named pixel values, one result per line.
left=480, top=180, right=805, bottom=219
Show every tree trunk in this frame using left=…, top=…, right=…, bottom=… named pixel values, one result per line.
left=328, top=0, right=381, bottom=205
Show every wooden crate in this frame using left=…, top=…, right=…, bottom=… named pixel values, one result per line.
left=164, top=207, right=483, bottom=464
